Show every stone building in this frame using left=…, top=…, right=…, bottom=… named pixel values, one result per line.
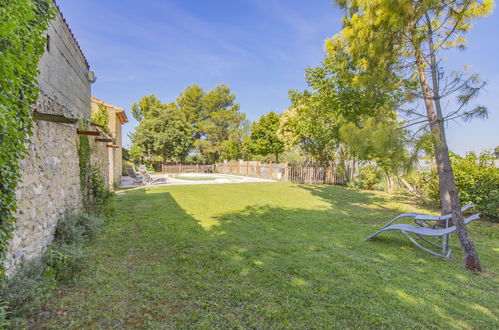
left=4, top=2, right=109, bottom=275
left=91, top=97, right=128, bottom=186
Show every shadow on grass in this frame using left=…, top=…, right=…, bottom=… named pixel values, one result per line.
left=29, top=185, right=498, bottom=329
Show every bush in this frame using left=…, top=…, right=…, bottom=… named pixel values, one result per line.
left=0, top=260, right=56, bottom=325
left=406, top=151, right=499, bottom=221
left=452, top=151, right=499, bottom=220
left=88, top=167, right=115, bottom=216
left=404, top=170, right=440, bottom=206
left=45, top=243, right=86, bottom=282
left=55, top=213, right=104, bottom=245
left=354, top=165, right=382, bottom=190
left=0, top=212, right=104, bottom=325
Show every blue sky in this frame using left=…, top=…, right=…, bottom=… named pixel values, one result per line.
left=57, top=0, right=498, bottom=154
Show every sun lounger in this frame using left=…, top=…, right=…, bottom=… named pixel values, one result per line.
left=125, top=165, right=144, bottom=184
left=365, top=213, right=480, bottom=258
left=381, top=203, right=474, bottom=229
left=137, top=167, right=167, bottom=185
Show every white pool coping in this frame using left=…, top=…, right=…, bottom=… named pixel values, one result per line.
left=120, top=173, right=275, bottom=189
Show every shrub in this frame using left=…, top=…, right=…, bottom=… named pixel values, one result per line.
left=45, top=243, right=86, bottom=282
left=88, top=167, right=115, bottom=216
left=0, top=260, right=56, bottom=325
left=355, top=165, right=382, bottom=190
left=55, top=213, right=104, bottom=244
left=406, top=151, right=499, bottom=221
left=0, top=212, right=104, bottom=325
left=0, top=302, right=8, bottom=328
left=404, top=170, right=440, bottom=206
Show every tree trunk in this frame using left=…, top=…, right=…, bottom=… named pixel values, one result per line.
left=415, top=49, right=481, bottom=271
left=384, top=171, right=393, bottom=193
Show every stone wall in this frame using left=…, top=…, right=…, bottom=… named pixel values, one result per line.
left=89, top=135, right=110, bottom=184
left=37, top=6, right=90, bottom=120
left=5, top=96, right=83, bottom=275
left=4, top=4, right=92, bottom=275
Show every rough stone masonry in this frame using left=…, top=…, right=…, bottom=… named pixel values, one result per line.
left=4, top=3, right=109, bottom=275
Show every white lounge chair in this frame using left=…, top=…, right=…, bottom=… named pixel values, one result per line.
left=365, top=213, right=480, bottom=258
left=137, top=167, right=167, bottom=185
left=381, top=203, right=474, bottom=228
left=125, top=165, right=144, bottom=184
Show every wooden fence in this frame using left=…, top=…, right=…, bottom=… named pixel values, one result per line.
left=158, top=160, right=350, bottom=185
left=216, top=161, right=288, bottom=180
left=287, top=164, right=347, bottom=185
left=161, top=164, right=214, bottom=174
left=216, top=160, right=348, bottom=185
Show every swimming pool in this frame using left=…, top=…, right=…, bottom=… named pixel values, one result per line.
left=168, top=173, right=246, bottom=182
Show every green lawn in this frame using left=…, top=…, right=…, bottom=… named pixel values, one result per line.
left=30, top=183, right=498, bottom=328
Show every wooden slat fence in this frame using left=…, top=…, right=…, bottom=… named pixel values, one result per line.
left=159, top=160, right=349, bottom=185
left=161, top=164, right=214, bottom=174
left=287, top=164, right=346, bottom=185
left=216, top=161, right=288, bottom=180
left=216, top=161, right=348, bottom=185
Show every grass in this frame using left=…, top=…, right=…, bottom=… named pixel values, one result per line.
left=29, top=182, right=498, bottom=328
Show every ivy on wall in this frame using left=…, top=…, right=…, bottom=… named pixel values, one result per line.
left=0, top=0, right=54, bottom=279
left=78, top=121, right=115, bottom=216
left=77, top=123, right=92, bottom=212
left=91, top=104, right=110, bottom=133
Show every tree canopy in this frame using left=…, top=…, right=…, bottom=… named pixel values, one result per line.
left=130, top=84, right=247, bottom=163
left=328, top=0, right=494, bottom=271
left=244, top=112, right=284, bottom=162
left=131, top=99, right=193, bottom=162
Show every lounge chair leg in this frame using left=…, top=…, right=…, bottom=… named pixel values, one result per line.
left=402, top=231, right=447, bottom=258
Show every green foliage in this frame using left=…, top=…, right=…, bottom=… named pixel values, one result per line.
left=91, top=104, right=109, bottom=133
left=405, top=170, right=440, bottom=206
left=353, top=165, right=382, bottom=190
left=244, top=112, right=284, bottom=162
left=132, top=101, right=194, bottom=162
left=55, top=214, right=104, bottom=245
left=88, top=167, right=115, bottom=216
left=177, top=84, right=205, bottom=139
left=339, top=117, right=413, bottom=176
left=452, top=152, right=499, bottom=220
left=0, top=212, right=103, bottom=325
left=407, top=151, right=499, bottom=220
left=122, top=147, right=131, bottom=162
left=279, top=44, right=402, bottom=164
left=278, top=91, right=341, bottom=162
left=131, top=94, right=162, bottom=122
left=131, top=84, right=247, bottom=164
left=129, top=144, right=144, bottom=162
left=0, top=0, right=53, bottom=279
left=45, top=242, right=86, bottom=282
left=78, top=129, right=115, bottom=215
left=0, top=259, right=56, bottom=326
left=494, top=146, right=499, bottom=159
left=78, top=131, right=91, bottom=208
left=198, top=84, right=247, bottom=162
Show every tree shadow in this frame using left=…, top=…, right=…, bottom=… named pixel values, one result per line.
left=29, top=185, right=498, bottom=329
